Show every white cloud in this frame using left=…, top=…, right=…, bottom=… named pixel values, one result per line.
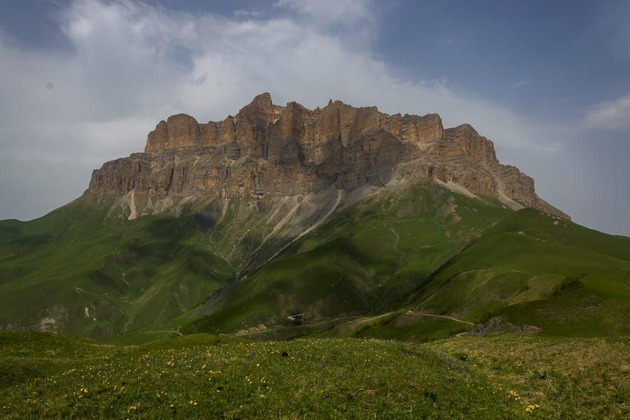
left=0, top=0, right=565, bottom=221
left=584, top=93, right=630, bottom=132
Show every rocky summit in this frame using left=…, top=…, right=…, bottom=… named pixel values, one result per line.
left=86, top=93, right=567, bottom=221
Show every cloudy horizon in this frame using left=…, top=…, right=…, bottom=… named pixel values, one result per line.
left=1, top=0, right=629, bottom=236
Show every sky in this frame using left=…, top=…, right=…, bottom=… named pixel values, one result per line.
left=0, top=0, right=629, bottom=236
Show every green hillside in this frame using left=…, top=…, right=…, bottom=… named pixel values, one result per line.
left=412, top=208, right=630, bottom=336
left=186, top=185, right=630, bottom=340
left=1, top=180, right=629, bottom=341
left=0, top=197, right=234, bottom=337
left=185, top=182, right=511, bottom=334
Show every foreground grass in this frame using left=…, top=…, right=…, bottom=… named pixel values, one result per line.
left=429, top=335, right=630, bottom=418
left=1, top=332, right=525, bottom=418
left=1, top=332, right=628, bottom=418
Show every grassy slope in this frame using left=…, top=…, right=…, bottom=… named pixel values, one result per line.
left=429, top=335, right=630, bottom=418
left=2, top=181, right=630, bottom=341
left=0, top=197, right=234, bottom=337
left=0, top=186, right=356, bottom=339
left=186, top=182, right=511, bottom=334
left=192, top=204, right=630, bottom=341
left=412, top=208, right=630, bottom=335
left=0, top=331, right=530, bottom=418
left=1, top=331, right=627, bottom=418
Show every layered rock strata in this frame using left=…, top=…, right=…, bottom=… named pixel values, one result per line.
left=87, top=93, right=568, bottom=219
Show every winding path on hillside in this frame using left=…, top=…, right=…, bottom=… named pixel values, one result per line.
left=221, top=310, right=474, bottom=338
left=225, top=311, right=395, bottom=337
left=225, top=316, right=362, bottom=337
left=404, top=310, right=474, bottom=326
left=145, top=330, right=183, bottom=337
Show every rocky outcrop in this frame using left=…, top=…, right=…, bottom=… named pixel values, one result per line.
left=146, top=114, right=202, bottom=151
left=87, top=93, right=569, bottom=219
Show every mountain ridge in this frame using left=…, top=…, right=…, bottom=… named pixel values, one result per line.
left=86, top=93, right=568, bottom=221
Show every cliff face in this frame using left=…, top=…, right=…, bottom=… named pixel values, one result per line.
left=87, top=93, right=568, bottom=219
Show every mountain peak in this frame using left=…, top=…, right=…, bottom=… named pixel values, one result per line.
left=145, top=113, right=200, bottom=152
left=236, top=92, right=277, bottom=126
left=91, top=95, right=569, bottom=220
left=251, top=91, right=273, bottom=105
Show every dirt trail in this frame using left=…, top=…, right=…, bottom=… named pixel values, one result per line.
left=223, top=310, right=473, bottom=338
left=225, top=315, right=362, bottom=337
left=225, top=311, right=395, bottom=337
left=146, top=330, right=183, bottom=337
left=405, top=311, right=474, bottom=326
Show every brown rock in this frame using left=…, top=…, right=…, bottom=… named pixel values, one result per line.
left=446, top=124, right=497, bottom=167
left=88, top=93, right=569, bottom=220
left=145, top=114, right=201, bottom=152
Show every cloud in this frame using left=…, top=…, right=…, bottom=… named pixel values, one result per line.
left=275, top=0, right=371, bottom=24
left=512, top=80, right=527, bottom=89
left=583, top=93, right=630, bottom=132
left=234, top=10, right=261, bottom=19
left=273, top=0, right=375, bottom=48
left=0, top=0, right=564, bottom=221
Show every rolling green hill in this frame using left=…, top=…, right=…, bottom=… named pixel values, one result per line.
left=0, top=197, right=234, bottom=337
left=1, top=180, right=629, bottom=341
left=183, top=183, right=630, bottom=340
left=411, top=209, right=630, bottom=336
left=185, top=181, right=511, bottom=335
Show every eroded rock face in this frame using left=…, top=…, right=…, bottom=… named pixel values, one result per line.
left=87, top=93, right=569, bottom=219
left=146, top=114, right=202, bottom=151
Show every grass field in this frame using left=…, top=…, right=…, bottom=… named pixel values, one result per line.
left=1, top=331, right=628, bottom=418
left=429, top=335, right=630, bottom=418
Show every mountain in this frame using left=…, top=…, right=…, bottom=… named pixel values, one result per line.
left=1, top=93, right=628, bottom=340
left=88, top=92, right=566, bottom=223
